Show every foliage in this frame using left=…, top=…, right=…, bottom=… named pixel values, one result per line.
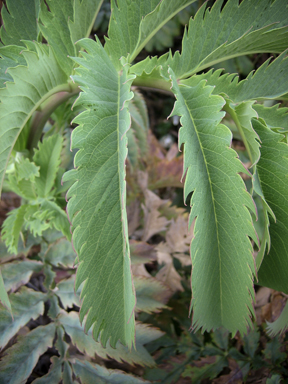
left=0, top=0, right=288, bottom=382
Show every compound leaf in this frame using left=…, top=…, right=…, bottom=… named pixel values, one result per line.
left=253, top=104, right=288, bottom=132
left=190, top=52, right=288, bottom=104
left=164, top=68, right=257, bottom=334
left=33, top=357, right=62, bottom=384
left=0, top=323, right=56, bottom=384
left=105, top=0, right=196, bottom=67
left=168, top=0, right=288, bottom=79
left=0, top=42, right=68, bottom=196
left=73, top=358, right=152, bottom=383
left=0, top=0, right=40, bottom=47
left=1, top=260, right=43, bottom=292
left=33, top=134, right=63, bottom=197
left=39, top=0, right=103, bottom=75
left=63, top=38, right=135, bottom=348
left=2, top=205, right=28, bottom=254
left=0, top=46, right=26, bottom=87
left=61, top=311, right=163, bottom=367
left=253, top=119, right=288, bottom=292
left=0, top=287, right=46, bottom=349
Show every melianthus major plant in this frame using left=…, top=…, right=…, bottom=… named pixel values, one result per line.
left=0, top=0, right=288, bottom=350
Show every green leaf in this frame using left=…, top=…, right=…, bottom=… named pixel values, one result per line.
left=167, top=0, right=288, bottom=79
left=264, top=337, right=286, bottom=364
left=40, top=200, right=71, bottom=240
left=266, top=375, right=283, bottom=384
left=224, top=101, right=259, bottom=165
left=193, top=52, right=288, bottom=103
left=0, top=323, right=56, bottom=384
left=73, top=358, right=152, bottom=384
left=61, top=311, right=163, bottom=367
left=164, top=69, right=257, bottom=335
left=56, top=276, right=81, bottom=309
left=63, top=38, right=136, bottom=348
left=33, top=357, right=62, bottom=384
left=253, top=120, right=288, bottom=292
left=1, top=260, right=43, bottom=291
left=242, top=328, right=260, bottom=358
left=39, top=0, right=103, bottom=75
left=0, top=0, right=40, bottom=47
left=253, top=103, right=288, bottom=132
left=0, top=45, right=26, bottom=87
left=0, top=269, right=11, bottom=314
left=45, top=238, right=76, bottom=268
left=105, top=0, right=196, bottom=67
left=182, top=356, right=228, bottom=383
left=0, top=287, right=46, bottom=349
left=33, top=134, right=63, bottom=197
left=0, top=42, right=68, bottom=195
left=15, top=157, right=40, bottom=182
left=2, top=205, right=28, bottom=254
left=134, top=276, right=170, bottom=314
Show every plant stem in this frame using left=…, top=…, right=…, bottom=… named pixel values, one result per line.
left=28, top=83, right=79, bottom=154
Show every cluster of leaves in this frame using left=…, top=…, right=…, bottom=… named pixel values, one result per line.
left=1, top=2, right=288, bottom=382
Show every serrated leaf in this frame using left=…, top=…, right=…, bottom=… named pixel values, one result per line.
left=45, top=238, right=76, bottom=268
left=225, top=101, right=259, bottom=165
left=63, top=361, right=75, bottom=384
left=182, top=356, right=228, bottom=383
left=164, top=68, right=257, bottom=334
left=167, top=0, right=288, bottom=79
left=73, top=359, right=151, bottom=384
left=0, top=42, right=68, bottom=195
left=0, top=323, right=56, bottom=384
left=134, top=276, right=171, bottom=314
left=63, top=38, right=135, bottom=348
left=0, top=0, right=40, bottom=47
left=253, top=104, right=288, bottom=132
left=39, top=200, right=71, bottom=240
left=2, top=205, right=28, bottom=254
left=253, top=120, right=288, bottom=292
left=105, top=0, right=196, bottom=67
left=33, top=134, right=63, bottom=197
left=242, top=328, right=260, bottom=358
left=39, top=0, right=103, bottom=75
left=33, top=356, right=62, bottom=384
left=267, top=301, right=288, bottom=337
left=61, top=312, right=163, bottom=367
left=56, top=276, right=81, bottom=309
left=193, top=52, right=288, bottom=103
left=0, top=287, right=46, bottom=349
left=0, top=46, right=26, bottom=87
left=15, top=157, right=40, bottom=182
left=1, top=260, right=43, bottom=292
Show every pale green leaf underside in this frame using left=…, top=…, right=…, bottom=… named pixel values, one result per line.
left=0, top=287, right=46, bottom=349
left=0, top=42, right=68, bottom=193
left=0, top=0, right=40, bottom=47
left=167, top=0, right=288, bottom=79
left=33, top=357, right=62, bottom=384
left=1, top=260, right=43, bottom=292
left=0, top=323, right=56, bottom=384
left=73, top=359, right=151, bottom=384
left=253, top=120, right=288, bottom=293
left=185, top=52, right=288, bottom=104
left=165, top=69, right=257, bottom=334
left=64, top=38, right=135, bottom=348
left=105, top=0, right=196, bottom=67
left=266, top=300, right=288, bottom=337
left=60, top=312, right=163, bottom=367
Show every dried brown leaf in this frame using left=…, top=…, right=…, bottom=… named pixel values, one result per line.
left=130, top=240, right=157, bottom=265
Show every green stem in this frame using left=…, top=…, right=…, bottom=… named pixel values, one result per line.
left=132, top=76, right=173, bottom=95
left=28, top=83, right=79, bottom=154
left=223, top=102, right=253, bottom=165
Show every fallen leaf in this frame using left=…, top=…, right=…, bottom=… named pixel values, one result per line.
left=130, top=240, right=157, bottom=265
left=142, top=190, right=169, bottom=241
